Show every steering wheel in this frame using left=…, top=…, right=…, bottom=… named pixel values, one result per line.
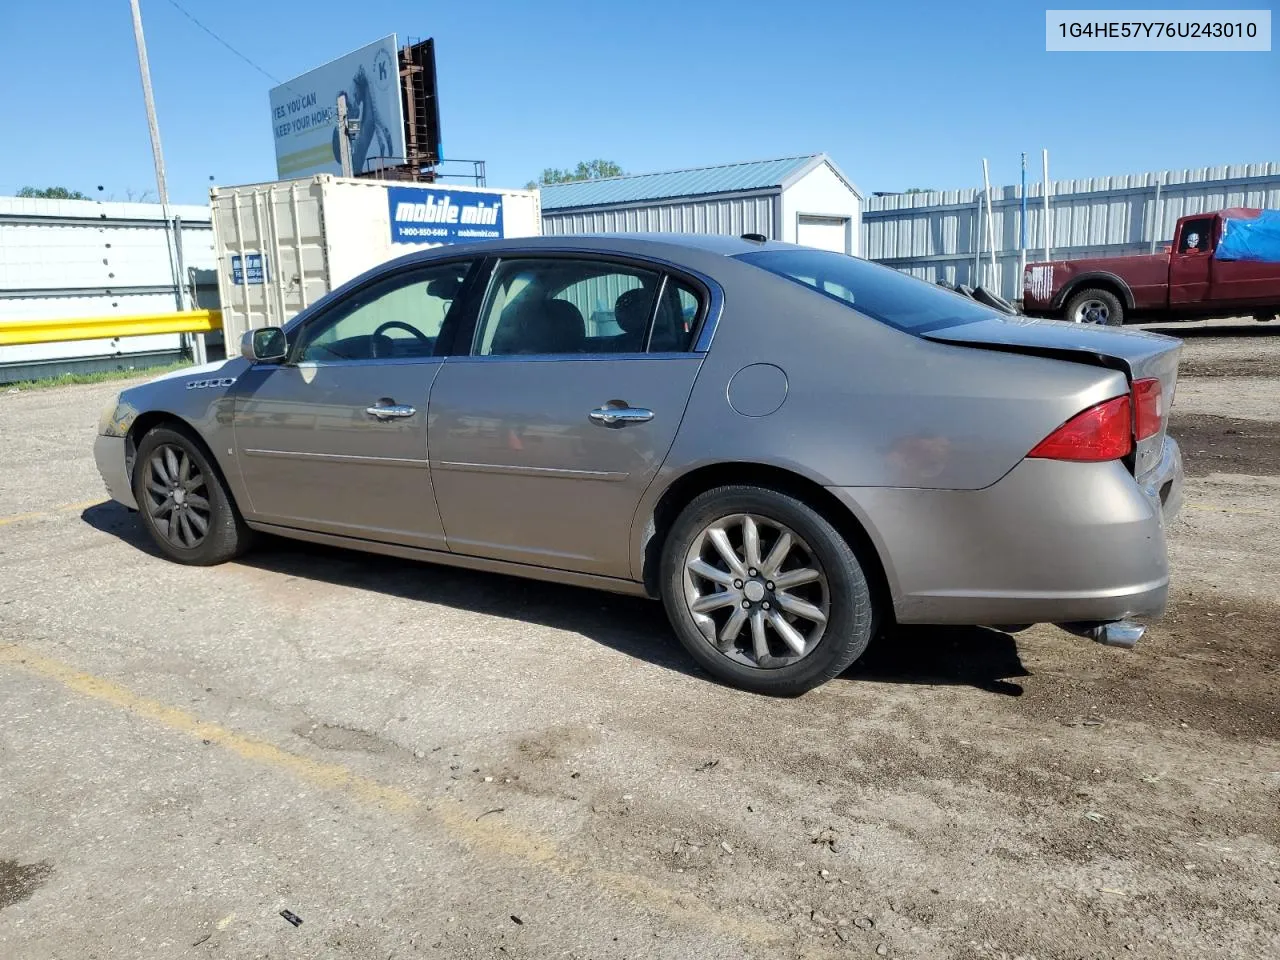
left=370, top=320, right=431, bottom=359
left=373, top=320, right=430, bottom=342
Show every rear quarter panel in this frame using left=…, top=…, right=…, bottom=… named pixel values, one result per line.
left=632, top=258, right=1131, bottom=582
left=658, top=259, right=1129, bottom=492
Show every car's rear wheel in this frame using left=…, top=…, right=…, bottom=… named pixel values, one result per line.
left=132, top=425, right=252, bottom=565
left=659, top=486, right=875, bottom=695
left=1065, top=287, right=1124, bottom=326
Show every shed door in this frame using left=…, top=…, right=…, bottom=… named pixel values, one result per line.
left=797, top=216, right=850, bottom=254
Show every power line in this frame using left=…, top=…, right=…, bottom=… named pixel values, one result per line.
left=164, top=0, right=282, bottom=85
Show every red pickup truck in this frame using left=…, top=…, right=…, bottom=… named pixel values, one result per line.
left=1021, top=208, right=1280, bottom=325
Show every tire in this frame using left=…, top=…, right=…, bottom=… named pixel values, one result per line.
left=659, top=485, right=875, bottom=696
left=132, top=424, right=252, bottom=566
left=1064, top=287, right=1124, bottom=326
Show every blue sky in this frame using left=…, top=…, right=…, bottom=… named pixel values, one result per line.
left=1, top=1, right=1276, bottom=203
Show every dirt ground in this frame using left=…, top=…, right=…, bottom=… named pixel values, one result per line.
left=1, top=321, right=1278, bottom=960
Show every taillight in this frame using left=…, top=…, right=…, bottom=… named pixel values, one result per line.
left=1028, top=395, right=1133, bottom=461
left=1132, top=378, right=1162, bottom=440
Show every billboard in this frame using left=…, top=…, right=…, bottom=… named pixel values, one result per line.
left=387, top=185, right=505, bottom=244
left=269, top=36, right=407, bottom=179
left=402, top=38, right=443, bottom=166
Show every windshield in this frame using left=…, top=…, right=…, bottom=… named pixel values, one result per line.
left=735, top=249, right=996, bottom=334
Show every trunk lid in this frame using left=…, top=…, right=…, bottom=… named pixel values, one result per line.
left=923, top=315, right=1182, bottom=478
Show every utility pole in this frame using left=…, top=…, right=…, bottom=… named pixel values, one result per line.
left=129, top=0, right=169, bottom=207
left=129, top=1, right=202, bottom=359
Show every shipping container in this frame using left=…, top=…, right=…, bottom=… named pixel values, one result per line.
left=211, top=175, right=540, bottom=343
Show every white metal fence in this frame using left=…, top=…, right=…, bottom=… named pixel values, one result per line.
left=862, top=161, right=1280, bottom=301
left=0, top=197, right=216, bottom=380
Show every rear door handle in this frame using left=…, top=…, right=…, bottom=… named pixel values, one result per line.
left=366, top=402, right=416, bottom=421
left=589, top=405, right=654, bottom=426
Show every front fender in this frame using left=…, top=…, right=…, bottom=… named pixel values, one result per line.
left=113, top=356, right=253, bottom=507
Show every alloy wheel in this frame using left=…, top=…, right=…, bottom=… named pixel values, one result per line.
left=143, top=444, right=211, bottom=549
left=1074, top=298, right=1109, bottom=324
left=682, top=513, right=830, bottom=669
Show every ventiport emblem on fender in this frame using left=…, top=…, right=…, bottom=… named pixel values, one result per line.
left=186, top=378, right=237, bottom=390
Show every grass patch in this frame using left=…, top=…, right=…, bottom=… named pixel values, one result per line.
left=3, top=360, right=193, bottom=392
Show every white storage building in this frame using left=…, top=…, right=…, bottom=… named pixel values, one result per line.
left=539, top=154, right=863, bottom=255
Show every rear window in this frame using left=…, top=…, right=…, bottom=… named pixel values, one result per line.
left=735, top=248, right=996, bottom=334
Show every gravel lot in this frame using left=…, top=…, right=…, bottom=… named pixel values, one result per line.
left=2, top=322, right=1277, bottom=960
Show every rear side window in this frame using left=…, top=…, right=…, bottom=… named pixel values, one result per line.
left=474, top=258, right=661, bottom=356
left=649, top=277, right=702, bottom=352
left=735, top=249, right=996, bottom=334
left=472, top=258, right=705, bottom=356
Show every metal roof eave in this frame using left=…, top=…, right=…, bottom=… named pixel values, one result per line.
left=778, top=153, right=864, bottom=200
left=539, top=185, right=785, bottom=216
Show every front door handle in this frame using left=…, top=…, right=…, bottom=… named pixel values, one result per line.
left=366, top=401, right=416, bottom=421
left=589, top=405, right=654, bottom=426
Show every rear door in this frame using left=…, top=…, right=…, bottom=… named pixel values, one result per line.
left=427, top=255, right=708, bottom=579
left=232, top=259, right=477, bottom=549
left=1168, top=216, right=1216, bottom=307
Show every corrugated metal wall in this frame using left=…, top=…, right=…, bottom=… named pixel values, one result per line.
left=0, top=197, right=216, bottom=380
left=863, top=162, right=1280, bottom=301
left=542, top=193, right=776, bottom=239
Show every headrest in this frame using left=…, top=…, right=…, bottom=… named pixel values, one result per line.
left=614, top=288, right=652, bottom=334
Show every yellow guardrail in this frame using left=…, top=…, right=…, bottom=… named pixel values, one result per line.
left=0, top=310, right=223, bottom=347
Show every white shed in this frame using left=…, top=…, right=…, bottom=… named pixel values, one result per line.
left=539, top=154, right=863, bottom=255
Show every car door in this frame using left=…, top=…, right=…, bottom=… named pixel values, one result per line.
left=427, top=255, right=709, bottom=579
left=231, top=258, right=478, bottom=549
left=1169, top=216, right=1215, bottom=308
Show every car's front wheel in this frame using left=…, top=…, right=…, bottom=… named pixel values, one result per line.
left=132, top=424, right=252, bottom=565
left=660, top=486, right=875, bottom=695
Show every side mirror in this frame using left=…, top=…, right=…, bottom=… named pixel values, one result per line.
left=241, top=327, right=287, bottom=363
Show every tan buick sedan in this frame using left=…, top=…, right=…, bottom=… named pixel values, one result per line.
left=95, top=234, right=1183, bottom=694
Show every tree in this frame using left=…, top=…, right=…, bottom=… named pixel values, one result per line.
left=904, top=187, right=936, bottom=195
left=526, top=159, right=624, bottom=189
left=17, top=186, right=91, bottom=200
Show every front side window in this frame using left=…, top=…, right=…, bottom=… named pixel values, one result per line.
left=735, top=248, right=994, bottom=334
left=296, top=260, right=472, bottom=362
left=474, top=258, right=665, bottom=356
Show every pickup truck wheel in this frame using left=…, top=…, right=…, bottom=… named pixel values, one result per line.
left=1065, top=288, right=1124, bottom=326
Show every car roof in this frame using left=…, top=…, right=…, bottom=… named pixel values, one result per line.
left=392, top=232, right=792, bottom=267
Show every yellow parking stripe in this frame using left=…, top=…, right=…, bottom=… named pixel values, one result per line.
left=0, top=499, right=107, bottom=527
left=0, top=643, right=788, bottom=951
left=0, top=643, right=414, bottom=810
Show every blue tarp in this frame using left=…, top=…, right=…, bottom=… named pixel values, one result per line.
left=1215, top=210, right=1280, bottom=263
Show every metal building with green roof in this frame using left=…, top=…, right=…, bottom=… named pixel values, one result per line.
left=538, top=154, right=863, bottom=255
